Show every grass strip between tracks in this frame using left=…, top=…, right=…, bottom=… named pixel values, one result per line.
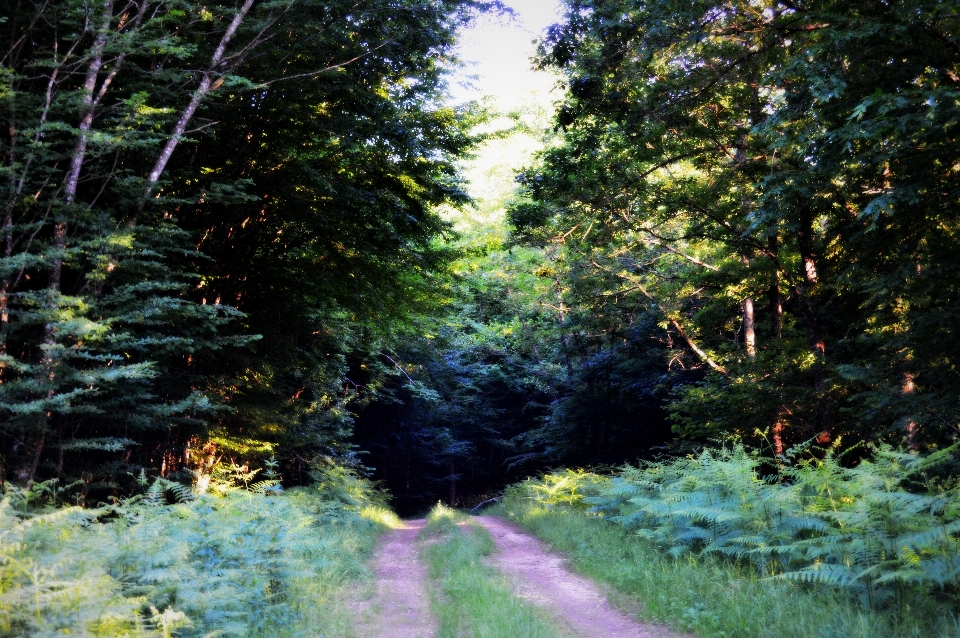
left=419, top=505, right=565, bottom=638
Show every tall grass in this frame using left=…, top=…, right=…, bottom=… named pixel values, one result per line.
left=419, top=505, right=565, bottom=638
left=495, top=494, right=960, bottom=638
left=497, top=442, right=960, bottom=637
left=0, top=466, right=397, bottom=637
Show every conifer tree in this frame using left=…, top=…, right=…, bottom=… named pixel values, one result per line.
left=1, top=0, right=490, bottom=489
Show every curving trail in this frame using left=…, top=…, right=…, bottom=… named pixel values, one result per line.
left=474, top=515, right=681, bottom=638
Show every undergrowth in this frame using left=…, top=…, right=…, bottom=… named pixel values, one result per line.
left=498, top=442, right=960, bottom=637
left=0, top=465, right=398, bottom=637
left=420, top=505, right=564, bottom=638
left=495, top=495, right=959, bottom=637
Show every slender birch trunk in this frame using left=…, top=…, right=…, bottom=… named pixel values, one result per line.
left=52, top=0, right=113, bottom=290
left=26, top=1, right=114, bottom=486
left=734, top=140, right=756, bottom=359
left=0, top=214, right=10, bottom=365
left=142, top=0, right=257, bottom=201
left=636, top=284, right=727, bottom=374
left=3, top=48, right=65, bottom=372
left=742, top=296, right=756, bottom=358
left=740, top=256, right=755, bottom=359
left=588, top=256, right=726, bottom=373
left=2, top=73, right=15, bottom=368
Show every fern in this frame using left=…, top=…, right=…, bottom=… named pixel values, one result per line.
left=0, top=465, right=391, bottom=636
left=520, top=442, right=960, bottom=610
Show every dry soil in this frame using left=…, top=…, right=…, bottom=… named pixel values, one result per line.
left=352, top=515, right=684, bottom=638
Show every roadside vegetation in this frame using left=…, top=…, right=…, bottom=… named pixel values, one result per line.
left=420, top=505, right=564, bottom=638
left=0, top=466, right=396, bottom=638
left=496, top=442, right=960, bottom=638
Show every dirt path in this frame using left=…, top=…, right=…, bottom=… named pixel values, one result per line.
left=474, top=515, right=681, bottom=638
left=352, top=515, right=681, bottom=638
left=350, top=519, right=435, bottom=638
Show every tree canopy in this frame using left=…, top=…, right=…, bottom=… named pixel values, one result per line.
left=1, top=0, right=490, bottom=495
left=4, top=0, right=960, bottom=509
left=353, top=0, right=960, bottom=508
left=506, top=0, right=960, bottom=455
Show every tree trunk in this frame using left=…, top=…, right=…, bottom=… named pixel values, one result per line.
left=740, top=247, right=756, bottom=359
left=3, top=53, right=64, bottom=369
left=768, top=235, right=782, bottom=340
left=635, top=284, right=726, bottom=374
left=62, top=1, right=112, bottom=208
left=52, top=0, right=113, bottom=290
left=0, top=212, right=10, bottom=372
left=772, top=420, right=785, bottom=455
left=26, top=2, right=115, bottom=487
left=902, top=372, right=919, bottom=450
left=142, top=0, right=257, bottom=202
left=742, top=295, right=756, bottom=359
left=448, top=459, right=456, bottom=507
left=796, top=208, right=831, bottom=443
left=2, top=96, right=16, bottom=370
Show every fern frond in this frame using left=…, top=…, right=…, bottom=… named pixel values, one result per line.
left=777, top=564, right=857, bottom=586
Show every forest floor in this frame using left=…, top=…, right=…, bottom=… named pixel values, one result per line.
left=351, top=513, right=681, bottom=638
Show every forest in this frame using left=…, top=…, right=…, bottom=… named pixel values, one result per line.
left=3, top=0, right=960, bottom=636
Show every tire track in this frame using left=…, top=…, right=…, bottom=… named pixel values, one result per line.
left=474, top=515, right=683, bottom=638
left=350, top=519, right=435, bottom=638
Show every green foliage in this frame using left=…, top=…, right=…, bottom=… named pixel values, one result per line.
left=0, top=472, right=392, bottom=636
left=506, top=0, right=960, bottom=454
left=516, top=443, right=960, bottom=612
left=0, top=0, right=273, bottom=488
left=515, top=469, right=608, bottom=511
left=177, top=0, right=497, bottom=472
left=498, top=483, right=960, bottom=638
left=352, top=98, right=675, bottom=508
left=350, top=104, right=569, bottom=510
left=420, top=505, right=561, bottom=638
left=0, top=0, right=495, bottom=488
left=354, top=225, right=594, bottom=510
